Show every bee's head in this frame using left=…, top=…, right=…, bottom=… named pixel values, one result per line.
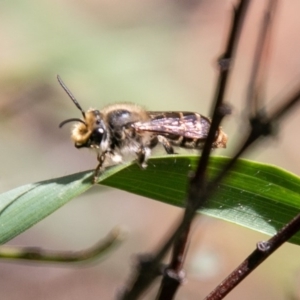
left=69, top=109, right=107, bottom=149
left=57, top=76, right=108, bottom=150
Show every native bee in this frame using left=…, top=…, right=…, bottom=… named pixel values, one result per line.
left=58, top=76, right=227, bottom=183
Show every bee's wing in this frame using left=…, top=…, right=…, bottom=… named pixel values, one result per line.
left=134, top=111, right=211, bottom=139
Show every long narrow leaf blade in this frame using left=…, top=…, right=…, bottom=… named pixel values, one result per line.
left=0, top=156, right=300, bottom=245
left=101, top=156, right=300, bottom=244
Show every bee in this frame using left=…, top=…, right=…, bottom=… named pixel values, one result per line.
left=58, top=76, right=227, bottom=183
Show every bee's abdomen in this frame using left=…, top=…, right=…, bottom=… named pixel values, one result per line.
left=167, top=135, right=206, bottom=149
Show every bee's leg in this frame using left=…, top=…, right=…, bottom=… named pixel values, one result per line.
left=136, top=147, right=149, bottom=169
left=93, top=152, right=107, bottom=183
left=157, top=135, right=175, bottom=154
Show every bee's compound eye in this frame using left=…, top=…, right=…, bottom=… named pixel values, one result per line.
left=90, top=127, right=106, bottom=145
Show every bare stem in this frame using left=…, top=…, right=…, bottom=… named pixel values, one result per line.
left=0, top=227, right=125, bottom=264
left=246, top=0, right=278, bottom=116
left=205, top=210, right=300, bottom=300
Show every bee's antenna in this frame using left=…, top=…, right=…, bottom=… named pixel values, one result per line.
left=59, top=118, right=87, bottom=128
left=57, top=75, right=86, bottom=119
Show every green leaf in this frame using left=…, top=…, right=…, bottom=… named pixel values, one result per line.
left=101, top=156, right=300, bottom=245
left=0, top=156, right=300, bottom=246
left=0, top=171, right=92, bottom=244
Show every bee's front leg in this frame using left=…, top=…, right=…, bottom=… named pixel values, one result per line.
left=93, top=152, right=107, bottom=183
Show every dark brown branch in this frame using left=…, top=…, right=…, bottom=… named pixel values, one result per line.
left=120, top=1, right=250, bottom=299
left=155, top=225, right=190, bottom=300
left=194, top=0, right=250, bottom=184
left=270, top=85, right=300, bottom=121
left=246, top=0, right=278, bottom=116
left=205, top=209, right=300, bottom=300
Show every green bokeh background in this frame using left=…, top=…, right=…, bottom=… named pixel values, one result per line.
left=1, top=1, right=300, bottom=299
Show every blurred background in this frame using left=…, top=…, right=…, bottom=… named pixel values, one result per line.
left=1, top=0, right=300, bottom=299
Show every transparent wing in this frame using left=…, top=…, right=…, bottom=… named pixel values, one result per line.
left=134, top=112, right=211, bottom=139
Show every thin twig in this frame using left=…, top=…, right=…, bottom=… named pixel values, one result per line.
left=195, top=0, right=250, bottom=185
left=0, top=227, right=125, bottom=264
left=155, top=225, right=190, bottom=300
left=205, top=208, right=300, bottom=300
left=246, top=0, right=278, bottom=117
